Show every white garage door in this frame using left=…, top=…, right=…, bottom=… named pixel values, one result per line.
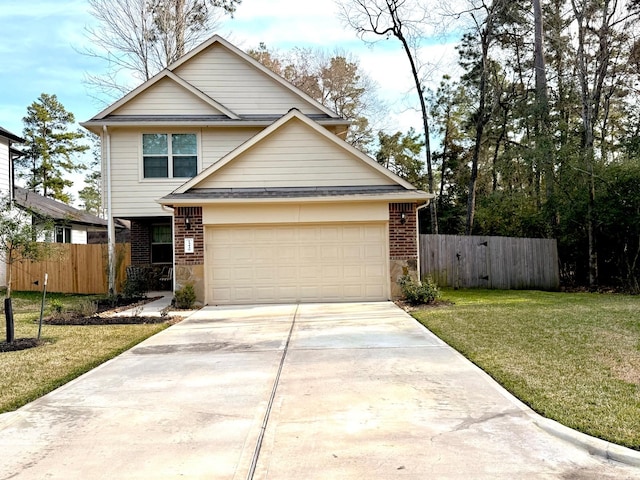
left=206, top=223, right=388, bottom=304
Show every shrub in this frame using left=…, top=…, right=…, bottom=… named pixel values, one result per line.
left=49, top=299, right=64, bottom=317
left=122, top=270, right=148, bottom=299
left=76, top=299, right=98, bottom=317
left=174, top=283, right=196, bottom=309
left=398, top=275, right=441, bottom=305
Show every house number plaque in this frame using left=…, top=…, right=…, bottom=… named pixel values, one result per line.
left=184, top=238, right=194, bottom=254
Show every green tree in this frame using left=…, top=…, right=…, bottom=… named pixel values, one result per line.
left=78, top=133, right=103, bottom=216
left=375, top=128, right=425, bottom=188
left=0, top=195, right=54, bottom=299
left=427, top=76, right=472, bottom=234
left=17, top=94, right=89, bottom=204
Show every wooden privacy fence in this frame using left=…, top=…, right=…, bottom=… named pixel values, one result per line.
left=10, top=243, right=131, bottom=295
left=420, top=235, right=560, bottom=290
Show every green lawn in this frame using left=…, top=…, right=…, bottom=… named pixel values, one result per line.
left=0, top=291, right=168, bottom=414
left=412, top=289, right=640, bottom=450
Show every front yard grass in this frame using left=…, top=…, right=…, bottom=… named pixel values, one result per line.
left=0, top=291, right=168, bottom=414
left=412, top=289, right=640, bottom=450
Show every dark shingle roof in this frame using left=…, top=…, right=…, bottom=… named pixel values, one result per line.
left=0, top=126, right=24, bottom=143
left=82, top=113, right=343, bottom=125
left=161, top=185, right=425, bottom=201
left=13, top=187, right=108, bottom=227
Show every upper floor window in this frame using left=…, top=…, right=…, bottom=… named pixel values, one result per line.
left=143, top=133, right=197, bottom=178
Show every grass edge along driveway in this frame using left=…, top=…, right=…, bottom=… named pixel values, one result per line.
left=0, top=292, right=169, bottom=414
left=412, top=289, right=640, bottom=451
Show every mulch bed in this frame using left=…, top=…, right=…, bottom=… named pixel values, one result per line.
left=41, top=295, right=182, bottom=326
left=43, top=315, right=179, bottom=326
left=394, top=299, right=454, bottom=313
left=1, top=297, right=181, bottom=352
left=42, top=297, right=180, bottom=325
left=0, top=338, right=45, bottom=352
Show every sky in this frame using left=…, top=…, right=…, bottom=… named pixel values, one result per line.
left=0, top=0, right=459, bottom=200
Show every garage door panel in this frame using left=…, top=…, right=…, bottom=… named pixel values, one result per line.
left=321, top=265, right=341, bottom=279
left=255, top=267, right=274, bottom=280
left=206, top=223, right=388, bottom=304
left=365, top=285, right=386, bottom=297
left=366, top=264, right=386, bottom=277
left=211, top=288, right=231, bottom=303
left=344, top=265, right=365, bottom=279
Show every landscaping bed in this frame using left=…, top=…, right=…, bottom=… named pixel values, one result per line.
left=41, top=295, right=175, bottom=326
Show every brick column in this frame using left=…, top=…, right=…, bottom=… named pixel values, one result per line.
left=173, top=207, right=205, bottom=304
left=130, top=220, right=150, bottom=265
left=389, top=202, right=418, bottom=299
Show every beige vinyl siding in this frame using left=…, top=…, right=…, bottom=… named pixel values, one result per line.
left=174, top=43, right=325, bottom=116
left=109, top=126, right=265, bottom=217
left=195, top=119, right=397, bottom=189
left=203, top=202, right=389, bottom=225
left=201, top=127, right=262, bottom=166
left=112, top=77, right=223, bottom=116
left=110, top=129, right=188, bottom=217
left=0, top=137, right=9, bottom=194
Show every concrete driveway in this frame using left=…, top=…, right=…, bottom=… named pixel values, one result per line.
left=0, top=302, right=638, bottom=479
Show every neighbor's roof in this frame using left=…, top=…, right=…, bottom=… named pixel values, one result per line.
left=0, top=126, right=24, bottom=143
left=13, top=187, right=111, bottom=228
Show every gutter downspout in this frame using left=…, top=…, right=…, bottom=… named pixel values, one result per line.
left=161, top=204, right=176, bottom=292
left=104, top=126, right=115, bottom=295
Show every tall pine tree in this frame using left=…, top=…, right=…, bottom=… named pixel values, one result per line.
left=18, top=93, right=89, bottom=204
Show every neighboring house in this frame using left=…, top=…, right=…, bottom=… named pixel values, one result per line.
left=81, top=35, right=433, bottom=305
left=0, top=126, right=25, bottom=288
left=13, top=187, right=128, bottom=244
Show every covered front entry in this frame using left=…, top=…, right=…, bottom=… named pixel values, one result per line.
left=205, top=223, right=389, bottom=305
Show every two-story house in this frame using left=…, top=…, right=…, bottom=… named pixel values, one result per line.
left=0, top=126, right=25, bottom=288
left=82, top=35, right=432, bottom=305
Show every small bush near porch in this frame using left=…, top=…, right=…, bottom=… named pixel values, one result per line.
left=0, top=291, right=167, bottom=413
left=412, top=289, right=640, bottom=450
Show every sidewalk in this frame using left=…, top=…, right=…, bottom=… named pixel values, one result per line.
left=111, top=291, right=175, bottom=317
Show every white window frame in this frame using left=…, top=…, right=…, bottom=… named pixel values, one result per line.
left=141, top=133, right=199, bottom=180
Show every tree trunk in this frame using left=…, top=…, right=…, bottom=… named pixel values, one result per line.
left=466, top=26, right=491, bottom=235
left=175, top=0, right=186, bottom=58
left=394, top=30, right=438, bottom=233
left=534, top=0, right=555, bottom=230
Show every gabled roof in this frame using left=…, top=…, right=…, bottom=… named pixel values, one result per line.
left=160, top=110, right=433, bottom=206
left=0, top=126, right=24, bottom=143
left=175, top=109, right=418, bottom=193
left=83, top=35, right=340, bottom=126
left=13, top=187, right=119, bottom=228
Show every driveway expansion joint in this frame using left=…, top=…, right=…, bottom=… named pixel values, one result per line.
left=246, top=304, right=299, bottom=480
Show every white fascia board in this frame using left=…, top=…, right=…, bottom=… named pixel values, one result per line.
left=156, top=192, right=434, bottom=207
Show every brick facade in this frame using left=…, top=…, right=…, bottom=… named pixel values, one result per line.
left=389, top=202, right=418, bottom=259
left=389, top=202, right=419, bottom=299
left=173, top=207, right=205, bottom=303
left=173, top=207, right=204, bottom=264
left=130, top=219, right=151, bottom=265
